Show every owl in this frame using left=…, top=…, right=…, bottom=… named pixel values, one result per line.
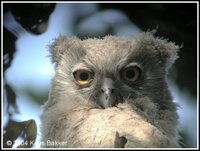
left=41, top=31, right=181, bottom=148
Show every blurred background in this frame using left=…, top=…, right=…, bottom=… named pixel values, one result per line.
left=2, top=2, right=198, bottom=148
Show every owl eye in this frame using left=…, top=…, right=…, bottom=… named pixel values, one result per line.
left=73, top=70, right=94, bottom=86
left=121, top=66, right=141, bottom=82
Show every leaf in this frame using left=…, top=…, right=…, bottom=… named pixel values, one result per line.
left=17, top=120, right=37, bottom=148
left=3, top=119, right=37, bottom=148
left=3, top=120, right=23, bottom=148
left=114, top=131, right=127, bottom=148
left=5, top=84, right=19, bottom=114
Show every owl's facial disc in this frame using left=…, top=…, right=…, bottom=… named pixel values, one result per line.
left=72, top=63, right=142, bottom=109
left=98, top=78, right=119, bottom=109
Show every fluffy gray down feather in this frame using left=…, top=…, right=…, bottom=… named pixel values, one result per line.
left=41, top=32, right=181, bottom=148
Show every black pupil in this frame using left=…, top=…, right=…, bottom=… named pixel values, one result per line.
left=126, top=69, right=135, bottom=79
left=80, top=72, right=89, bottom=81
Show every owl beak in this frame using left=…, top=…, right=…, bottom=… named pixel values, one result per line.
left=98, top=78, right=118, bottom=109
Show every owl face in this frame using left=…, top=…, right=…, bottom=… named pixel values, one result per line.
left=72, top=61, right=142, bottom=108
left=50, top=32, right=179, bottom=109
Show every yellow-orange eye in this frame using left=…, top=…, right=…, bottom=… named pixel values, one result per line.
left=73, top=70, right=94, bottom=86
left=121, top=66, right=141, bottom=82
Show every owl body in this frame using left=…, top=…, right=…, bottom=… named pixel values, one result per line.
left=41, top=32, right=180, bottom=148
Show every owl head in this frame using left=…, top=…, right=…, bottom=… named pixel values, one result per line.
left=47, top=32, right=180, bottom=110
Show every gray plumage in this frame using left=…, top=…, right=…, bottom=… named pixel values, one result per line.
left=41, top=31, right=180, bottom=148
